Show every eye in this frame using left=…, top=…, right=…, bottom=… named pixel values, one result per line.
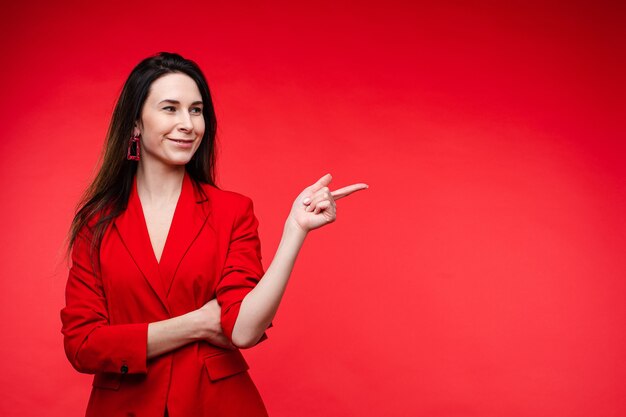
left=162, top=106, right=176, bottom=112
left=190, top=107, right=203, bottom=115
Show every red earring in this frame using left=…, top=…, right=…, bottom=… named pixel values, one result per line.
left=127, top=134, right=141, bottom=161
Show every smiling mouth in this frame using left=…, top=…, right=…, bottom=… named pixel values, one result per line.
left=168, top=138, right=194, bottom=143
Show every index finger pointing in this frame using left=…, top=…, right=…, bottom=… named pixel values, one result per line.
left=331, top=183, right=369, bottom=200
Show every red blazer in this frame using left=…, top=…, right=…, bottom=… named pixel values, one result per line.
left=61, top=172, right=269, bottom=417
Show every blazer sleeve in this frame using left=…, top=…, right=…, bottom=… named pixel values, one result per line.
left=60, top=224, right=148, bottom=375
left=216, top=196, right=270, bottom=345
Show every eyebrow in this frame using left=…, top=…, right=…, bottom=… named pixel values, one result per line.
left=158, top=99, right=203, bottom=105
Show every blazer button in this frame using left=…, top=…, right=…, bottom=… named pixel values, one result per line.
left=120, top=365, right=129, bottom=374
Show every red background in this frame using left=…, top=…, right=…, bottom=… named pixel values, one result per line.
left=1, top=1, right=624, bottom=416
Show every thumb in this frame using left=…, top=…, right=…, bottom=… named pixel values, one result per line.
left=309, top=173, right=332, bottom=191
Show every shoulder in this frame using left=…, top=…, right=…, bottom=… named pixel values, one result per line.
left=74, top=208, right=114, bottom=248
left=196, top=182, right=255, bottom=213
left=194, top=182, right=261, bottom=235
left=83, top=204, right=117, bottom=231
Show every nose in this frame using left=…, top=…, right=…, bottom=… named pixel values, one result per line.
left=177, top=111, right=193, bottom=132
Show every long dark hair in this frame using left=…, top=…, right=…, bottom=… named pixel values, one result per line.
left=68, top=52, right=218, bottom=262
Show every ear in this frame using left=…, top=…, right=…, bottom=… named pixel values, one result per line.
left=133, top=122, right=141, bottom=137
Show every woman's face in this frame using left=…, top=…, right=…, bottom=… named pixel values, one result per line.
left=135, top=72, right=205, bottom=169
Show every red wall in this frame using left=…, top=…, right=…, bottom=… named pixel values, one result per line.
left=1, top=1, right=624, bottom=416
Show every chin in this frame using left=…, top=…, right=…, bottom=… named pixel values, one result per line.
left=165, top=152, right=197, bottom=166
left=171, top=159, right=193, bottom=166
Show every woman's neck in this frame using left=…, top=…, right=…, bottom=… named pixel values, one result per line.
left=136, top=163, right=185, bottom=206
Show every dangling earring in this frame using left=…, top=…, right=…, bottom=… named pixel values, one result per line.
left=127, top=134, right=141, bottom=161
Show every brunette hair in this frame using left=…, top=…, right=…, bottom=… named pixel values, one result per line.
left=68, top=52, right=218, bottom=262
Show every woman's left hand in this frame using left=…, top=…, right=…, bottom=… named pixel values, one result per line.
left=287, top=173, right=368, bottom=233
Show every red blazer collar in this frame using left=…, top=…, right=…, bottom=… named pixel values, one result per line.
left=113, top=172, right=211, bottom=312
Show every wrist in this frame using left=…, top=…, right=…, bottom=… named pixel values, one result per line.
left=284, top=216, right=308, bottom=239
left=186, top=309, right=205, bottom=341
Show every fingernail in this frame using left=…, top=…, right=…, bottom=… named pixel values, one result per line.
left=303, top=197, right=310, bottom=204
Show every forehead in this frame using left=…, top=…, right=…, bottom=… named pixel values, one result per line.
left=146, top=73, right=202, bottom=102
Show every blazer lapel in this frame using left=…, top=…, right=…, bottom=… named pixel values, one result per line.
left=113, top=175, right=169, bottom=313
left=159, top=172, right=211, bottom=295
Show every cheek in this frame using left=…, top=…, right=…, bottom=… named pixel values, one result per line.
left=196, top=119, right=206, bottom=136
left=140, top=114, right=163, bottom=135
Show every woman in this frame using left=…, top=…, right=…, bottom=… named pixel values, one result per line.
left=61, top=52, right=367, bottom=417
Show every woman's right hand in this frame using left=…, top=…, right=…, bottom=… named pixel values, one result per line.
left=195, top=299, right=236, bottom=350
